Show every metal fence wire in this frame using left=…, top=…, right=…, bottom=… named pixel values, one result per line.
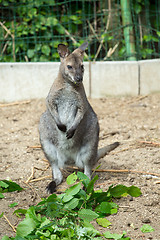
left=0, top=0, right=160, bottom=62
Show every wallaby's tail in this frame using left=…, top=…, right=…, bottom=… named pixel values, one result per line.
left=97, top=142, right=120, bottom=161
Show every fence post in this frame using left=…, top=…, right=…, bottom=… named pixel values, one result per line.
left=120, top=0, right=136, bottom=60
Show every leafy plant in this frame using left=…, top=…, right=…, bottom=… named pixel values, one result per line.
left=0, top=0, right=160, bottom=62
left=0, top=180, right=23, bottom=199
left=1, top=172, right=142, bottom=239
left=140, top=224, right=155, bottom=233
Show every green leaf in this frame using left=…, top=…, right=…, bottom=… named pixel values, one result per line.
left=77, top=172, right=90, bottom=188
left=62, top=194, right=73, bottom=203
left=46, top=16, right=58, bottom=26
left=96, top=202, right=118, bottom=215
left=134, top=3, right=142, bottom=14
left=0, top=193, right=5, bottom=199
left=56, top=24, right=65, bottom=34
left=42, top=45, right=51, bottom=56
left=14, top=209, right=27, bottom=215
left=127, top=186, right=141, bottom=197
left=87, top=175, right=98, bottom=194
left=64, top=198, right=79, bottom=209
left=157, top=31, right=160, bottom=37
left=27, top=49, right=35, bottom=58
left=9, top=202, right=18, bottom=208
left=28, top=8, right=37, bottom=18
left=0, top=212, right=4, bottom=218
left=65, top=182, right=81, bottom=196
left=96, top=218, right=111, bottom=227
left=78, top=209, right=99, bottom=222
left=16, top=218, right=37, bottom=237
left=1, top=236, right=10, bottom=240
left=109, top=185, right=128, bottom=197
left=26, top=207, right=41, bottom=224
left=103, top=231, right=124, bottom=239
left=140, top=224, right=155, bottom=233
left=0, top=181, right=9, bottom=188
left=0, top=180, right=23, bottom=192
left=66, top=172, right=77, bottom=185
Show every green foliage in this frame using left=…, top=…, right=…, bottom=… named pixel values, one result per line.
left=140, top=224, right=155, bottom=233
left=1, top=172, right=142, bottom=239
left=0, top=0, right=160, bottom=62
left=0, top=180, right=23, bottom=199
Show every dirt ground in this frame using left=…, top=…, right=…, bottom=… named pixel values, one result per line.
left=0, top=94, right=160, bottom=239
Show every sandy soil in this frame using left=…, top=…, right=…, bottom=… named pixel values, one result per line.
left=0, top=94, right=160, bottom=239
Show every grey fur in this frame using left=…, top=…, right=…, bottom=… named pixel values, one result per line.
left=39, top=43, right=119, bottom=193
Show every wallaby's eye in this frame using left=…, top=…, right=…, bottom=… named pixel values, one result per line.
left=67, top=65, right=72, bottom=70
left=81, top=65, right=84, bottom=70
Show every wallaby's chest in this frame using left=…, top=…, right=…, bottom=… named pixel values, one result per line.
left=56, top=90, right=78, bottom=127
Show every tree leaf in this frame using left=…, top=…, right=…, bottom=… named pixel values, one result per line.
left=62, top=194, right=73, bottom=203
left=103, top=231, right=124, bottom=239
left=87, top=175, right=98, bottom=194
left=16, top=218, right=37, bottom=237
left=109, top=185, right=128, bottom=197
left=96, top=218, right=111, bottom=227
left=27, top=49, right=35, bottom=58
left=0, top=181, right=9, bottom=188
left=41, top=45, right=51, bottom=56
left=9, top=202, right=18, bottom=208
left=66, top=172, right=77, bottom=185
left=140, top=224, right=155, bottom=233
left=127, top=186, right=142, bottom=197
left=64, top=198, right=79, bottom=210
left=0, top=193, right=5, bottom=199
left=1, top=236, right=10, bottom=240
left=0, top=180, right=23, bottom=192
left=78, top=209, right=99, bottom=222
left=65, top=182, right=81, bottom=196
left=96, top=202, right=118, bottom=215
left=77, top=172, right=90, bottom=188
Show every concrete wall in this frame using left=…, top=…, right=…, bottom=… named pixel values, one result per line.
left=0, top=59, right=160, bottom=102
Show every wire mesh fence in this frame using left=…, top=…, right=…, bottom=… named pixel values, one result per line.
left=0, top=0, right=160, bottom=62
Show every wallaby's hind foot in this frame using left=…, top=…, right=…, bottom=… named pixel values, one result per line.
left=46, top=181, right=57, bottom=194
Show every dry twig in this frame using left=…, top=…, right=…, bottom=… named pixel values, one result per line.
left=24, top=181, right=41, bottom=200
left=3, top=214, right=16, bottom=233
left=138, top=140, right=160, bottom=147
left=0, top=100, right=31, bottom=108
left=29, top=175, right=52, bottom=183
left=28, top=145, right=41, bottom=149
left=25, top=166, right=35, bottom=183
left=94, top=0, right=111, bottom=61
left=0, top=21, right=16, bottom=61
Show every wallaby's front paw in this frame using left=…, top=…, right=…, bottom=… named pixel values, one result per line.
left=66, top=128, right=75, bottom=139
left=57, top=123, right=66, bottom=132
left=46, top=181, right=57, bottom=194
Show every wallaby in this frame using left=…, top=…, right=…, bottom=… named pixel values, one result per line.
left=39, top=42, right=119, bottom=193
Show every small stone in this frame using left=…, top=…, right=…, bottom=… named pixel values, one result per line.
left=142, top=218, right=151, bottom=224
left=146, top=175, right=152, bottom=180
left=129, top=197, right=133, bottom=201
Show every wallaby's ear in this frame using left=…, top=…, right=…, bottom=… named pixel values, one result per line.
left=72, top=42, right=88, bottom=59
left=57, top=44, right=70, bottom=60
left=79, top=42, right=88, bottom=52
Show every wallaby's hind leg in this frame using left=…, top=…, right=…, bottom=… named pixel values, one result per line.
left=76, top=143, right=98, bottom=180
left=41, top=140, right=63, bottom=193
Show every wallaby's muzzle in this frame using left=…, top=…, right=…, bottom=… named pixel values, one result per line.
left=74, top=74, right=83, bottom=83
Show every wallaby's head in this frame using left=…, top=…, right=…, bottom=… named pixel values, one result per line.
left=57, top=42, right=88, bottom=85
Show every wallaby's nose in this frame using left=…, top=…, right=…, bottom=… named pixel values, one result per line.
left=75, top=75, right=83, bottom=82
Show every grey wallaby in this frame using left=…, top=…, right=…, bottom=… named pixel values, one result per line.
left=39, top=42, right=119, bottom=193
